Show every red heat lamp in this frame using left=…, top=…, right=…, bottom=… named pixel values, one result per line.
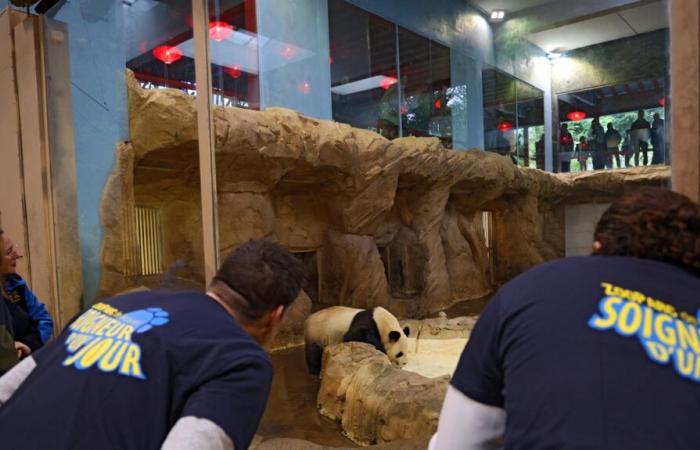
left=497, top=120, right=513, bottom=132
left=567, top=111, right=587, bottom=121
left=209, top=21, right=234, bottom=42
left=659, top=97, right=666, bottom=107
left=380, top=76, right=398, bottom=90
left=226, top=66, right=242, bottom=79
left=152, top=45, right=183, bottom=65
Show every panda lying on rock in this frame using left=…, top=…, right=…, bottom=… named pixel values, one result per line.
left=304, top=306, right=410, bottom=375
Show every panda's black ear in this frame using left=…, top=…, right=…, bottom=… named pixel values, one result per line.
left=403, top=326, right=410, bottom=337
left=389, top=330, right=401, bottom=342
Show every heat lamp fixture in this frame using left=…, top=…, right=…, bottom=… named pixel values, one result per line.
left=209, top=21, right=234, bottom=42
left=152, top=45, right=183, bottom=65
left=497, top=120, right=513, bottom=132
left=566, top=111, right=587, bottom=121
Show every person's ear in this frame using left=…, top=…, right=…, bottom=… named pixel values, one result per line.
left=592, top=240, right=602, bottom=253
left=268, top=305, right=285, bottom=329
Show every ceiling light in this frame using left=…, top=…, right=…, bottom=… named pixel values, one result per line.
left=490, top=10, right=505, bottom=22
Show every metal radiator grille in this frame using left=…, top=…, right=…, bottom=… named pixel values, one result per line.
left=130, top=206, right=164, bottom=276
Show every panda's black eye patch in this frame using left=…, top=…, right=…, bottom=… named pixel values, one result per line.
left=396, top=352, right=403, bottom=358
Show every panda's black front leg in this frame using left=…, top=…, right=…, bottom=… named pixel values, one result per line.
left=305, top=340, right=323, bottom=375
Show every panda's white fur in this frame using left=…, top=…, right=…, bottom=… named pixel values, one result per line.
left=304, top=306, right=409, bottom=374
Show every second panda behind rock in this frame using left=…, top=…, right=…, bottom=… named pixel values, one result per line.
left=304, top=306, right=410, bottom=375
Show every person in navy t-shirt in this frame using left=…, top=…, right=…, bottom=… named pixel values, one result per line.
left=430, top=187, right=700, bottom=450
left=0, top=239, right=306, bottom=450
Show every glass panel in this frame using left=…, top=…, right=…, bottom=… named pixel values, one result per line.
left=329, top=0, right=399, bottom=138
left=482, top=67, right=517, bottom=160
left=514, top=79, right=545, bottom=168
left=48, top=0, right=205, bottom=303
left=255, top=0, right=332, bottom=119
left=207, top=0, right=259, bottom=108
left=125, top=2, right=196, bottom=94
left=398, top=27, right=453, bottom=147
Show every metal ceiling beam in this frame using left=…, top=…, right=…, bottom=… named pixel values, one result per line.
left=507, top=0, right=660, bottom=35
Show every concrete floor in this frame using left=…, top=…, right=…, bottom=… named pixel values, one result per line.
left=258, top=346, right=357, bottom=447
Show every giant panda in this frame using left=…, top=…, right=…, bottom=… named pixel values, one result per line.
left=304, top=306, right=410, bottom=375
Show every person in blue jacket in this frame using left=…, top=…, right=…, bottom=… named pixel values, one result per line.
left=0, top=229, right=17, bottom=374
left=0, top=229, right=53, bottom=356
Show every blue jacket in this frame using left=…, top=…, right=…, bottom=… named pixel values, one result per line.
left=3, top=275, right=53, bottom=344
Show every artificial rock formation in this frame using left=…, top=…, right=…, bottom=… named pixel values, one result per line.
left=318, top=342, right=448, bottom=446
left=97, top=70, right=670, bottom=320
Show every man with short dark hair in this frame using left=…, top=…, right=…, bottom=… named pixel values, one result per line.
left=430, top=187, right=700, bottom=449
left=0, top=239, right=307, bottom=450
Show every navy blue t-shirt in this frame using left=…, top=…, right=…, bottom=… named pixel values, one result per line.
left=453, top=256, right=700, bottom=450
left=0, top=291, right=272, bottom=450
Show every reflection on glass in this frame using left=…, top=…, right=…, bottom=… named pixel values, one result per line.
left=120, top=0, right=206, bottom=292
left=483, top=68, right=516, bottom=159
left=482, top=68, right=544, bottom=167
left=398, top=28, right=452, bottom=147
left=329, top=0, right=399, bottom=138
left=208, top=0, right=259, bottom=109
left=125, top=2, right=197, bottom=95
left=513, top=79, right=544, bottom=168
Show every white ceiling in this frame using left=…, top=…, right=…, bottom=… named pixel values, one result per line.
left=470, top=0, right=552, bottom=14
left=528, top=1, right=668, bottom=53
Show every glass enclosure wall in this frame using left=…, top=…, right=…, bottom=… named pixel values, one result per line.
left=0, top=0, right=670, bottom=305
left=45, top=0, right=207, bottom=303
left=329, top=0, right=399, bottom=138
left=398, top=28, right=452, bottom=147
left=328, top=0, right=455, bottom=146
left=125, top=0, right=258, bottom=108
left=482, top=68, right=545, bottom=167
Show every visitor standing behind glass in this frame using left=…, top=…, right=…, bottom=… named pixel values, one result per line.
left=535, top=135, right=545, bottom=170
left=575, top=136, right=589, bottom=171
left=590, top=117, right=606, bottom=170
left=558, top=124, right=574, bottom=172
left=605, top=123, right=622, bottom=169
left=628, top=109, right=651, bottom=166
left=651, top=113, right=665, bottom=165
